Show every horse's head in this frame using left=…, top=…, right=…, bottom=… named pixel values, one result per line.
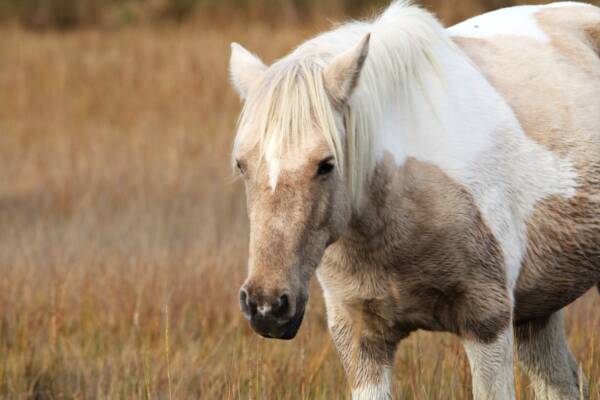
left=229, top=35, right=370, bottom=339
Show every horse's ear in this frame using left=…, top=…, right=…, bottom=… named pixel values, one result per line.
left=323, top=33, right=370, bottom=108
left=230, top=43, right=267, bottom=100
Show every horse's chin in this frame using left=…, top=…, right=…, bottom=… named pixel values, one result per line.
left=253, top=308, right=305, bottom=341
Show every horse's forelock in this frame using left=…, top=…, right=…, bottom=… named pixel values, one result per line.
left=233, top=59, right=345, bottom=190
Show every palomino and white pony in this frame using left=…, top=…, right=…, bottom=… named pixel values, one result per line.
left=229, top=1, right=600, bottom=398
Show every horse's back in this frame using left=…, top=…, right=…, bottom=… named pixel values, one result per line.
left=450, top=3, right=600, bottom=323
left=450, top=3, right=600, bottom=150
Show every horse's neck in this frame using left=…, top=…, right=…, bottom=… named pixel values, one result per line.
left=343, top=40, right=577, bottom=290
left=341, top=43, right=516, bottom=252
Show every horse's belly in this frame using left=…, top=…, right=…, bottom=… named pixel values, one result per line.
left=514, top=193, right=600, bottom=323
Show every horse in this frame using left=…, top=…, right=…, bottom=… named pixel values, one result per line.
left=228, top=1, right=600, bottom=398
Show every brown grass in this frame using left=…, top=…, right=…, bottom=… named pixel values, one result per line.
left=0, top=2, right=598, bottom=399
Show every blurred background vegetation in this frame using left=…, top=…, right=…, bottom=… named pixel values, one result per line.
left=1, top=0, right=599, bottom=398
left=3, top=0, right=598, bottom=30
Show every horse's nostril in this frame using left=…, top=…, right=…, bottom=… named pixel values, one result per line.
left=276, top=294, right=289, bottom=316
left=239, top=288, right=247, bottom=306
left=239, top=288, right=257, bottom=318
left=248, top=300, right=257, bottom=316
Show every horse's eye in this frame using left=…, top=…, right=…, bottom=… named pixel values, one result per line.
left=317, top=159, right=335, bottom=176
left=236, top=160, right=246, bottom=175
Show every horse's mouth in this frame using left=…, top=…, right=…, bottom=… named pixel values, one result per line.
left=252, top=307, right=305, bottom=340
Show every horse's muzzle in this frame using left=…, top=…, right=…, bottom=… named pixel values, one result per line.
left=240, top=285, right=307, bottom=340
left=250, top=306, right=305, bottom=340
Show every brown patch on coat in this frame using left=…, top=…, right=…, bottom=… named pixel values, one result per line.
left=537, top=7, right=600, bottom=76
left=516, top=190, right=600, bottom=322
left=587, top=25, right=600, bottom=56
left=453, top=6, right=600, bottom=324
left=320, top=154, right=511, bottom=353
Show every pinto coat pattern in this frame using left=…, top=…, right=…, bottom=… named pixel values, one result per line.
left=229, top=2, right=600, bottom=399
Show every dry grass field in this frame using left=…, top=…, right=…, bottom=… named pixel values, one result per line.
left=0, top=1, right=599, bottom=399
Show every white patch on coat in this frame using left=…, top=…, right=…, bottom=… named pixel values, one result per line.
left=447, top=2, right=594, bottom=43
left=352, top=367, right=392, bottom=400
left=448, top=5, right=549, bottom=42
left=463, top=326, right=516, bottom=400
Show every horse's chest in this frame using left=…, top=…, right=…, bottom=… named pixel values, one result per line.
left=319, top=265, right=441, bottom=334
left=319, top=258, right=504, bottom=338
left=320, top=221, right=512, bottom=341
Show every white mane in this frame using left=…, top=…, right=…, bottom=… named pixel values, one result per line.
left=233, top=1, right=454, bottom=208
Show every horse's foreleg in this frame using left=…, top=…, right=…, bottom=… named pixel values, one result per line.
left=462, top=325, right=516, bottom=400
left=515, top=310, right=588, bottom=400
left=327, top=306, right=398, bottom=400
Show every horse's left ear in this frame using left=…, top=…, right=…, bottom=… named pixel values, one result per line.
left=323, top=33, right=370, bottom=108
left=230, top=43, right=267, bottom=100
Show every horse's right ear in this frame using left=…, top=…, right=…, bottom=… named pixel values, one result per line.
left=230, top=43, right=267, bottom=100
left=323, top=33, right=370, bottom=108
